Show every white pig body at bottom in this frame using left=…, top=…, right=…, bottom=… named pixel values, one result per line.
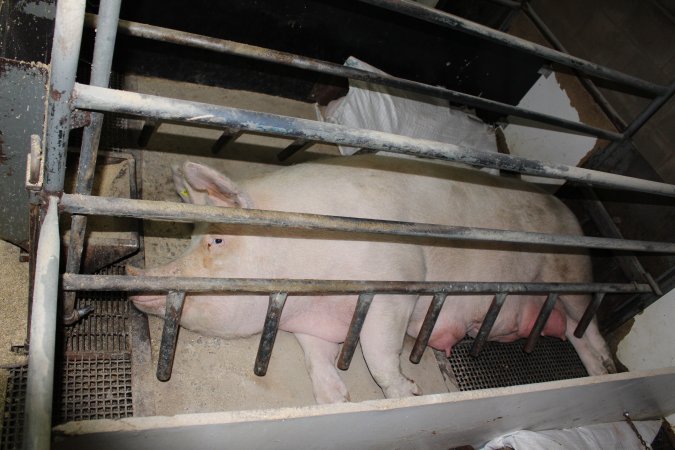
left=130, top=155, right=615, bottom=403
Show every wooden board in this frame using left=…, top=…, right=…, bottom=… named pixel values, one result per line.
left=53, top=368, right=675, bottom=450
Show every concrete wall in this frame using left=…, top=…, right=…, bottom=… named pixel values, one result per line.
left=531, top=0, right=675, bottom=182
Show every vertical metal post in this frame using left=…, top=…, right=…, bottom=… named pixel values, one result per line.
left=254, top=293, right=288, bottom=376
left=524, top=293, right=559, bottom=353
left=24, top=197, right=60, bottom=450
left=410, top=293, right=448, bottom=363
left=277, top=139, right=314, bottom=162
left=470, top=293, right=508, bottom=357
left=156, top=290, right=187, bottom=381
left=211, top=126, right=243, bottom=154
left=44, top=0, right=86, bottom=193
left=64, top=0, right=122, bottom=324
left=337, top=293, right=375, bottom=370
left=137, top=120, right=160, bottom=147
left=574, top=292, right=606, bottom=338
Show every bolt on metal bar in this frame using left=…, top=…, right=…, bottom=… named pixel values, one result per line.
left=83, top=14, right=622, bottom=141
left=523, top=292, right=559, bottom=353
left=522, top=3, right=627, bottom=132
left=337, top=293, right=375, bottom=370
left=64, top=0, right=122, bottom=325
left=157, top=290, right=186, bottom=381
left=254, top=292, right=288, bottom=376
left=470, top=292, right=508, bottom=357
left=356, top=0, right=666, bottom=96
left=71, top=84, right=675, bottom=197
left=44, top=0, right=87, bottom=193
left=24, top=197, right=60, bottom=450
left=574, top=292, right=605, bottom=339
left=410, top=293, right=448, bottom=363
left=61, top=274, right=653, bottom=296
left=60, top=194, right=675, bottom=253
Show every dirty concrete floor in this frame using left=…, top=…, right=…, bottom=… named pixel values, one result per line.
left=125, top=75, right=451, bottom=416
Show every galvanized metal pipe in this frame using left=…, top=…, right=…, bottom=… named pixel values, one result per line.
left=523, top=293, right=559, bottom=353
left=62, top=274, right=652, bottom=296
left=337, top=293, right=375, bottom=370
left=44, top=0, right=87, bottom=193
left=60, top=194, right=675, bottom=253
left=64, top=0, right=122, bottom=325
left=24, top=197, right=60, bottom=450
left=574, top=292, right=605, bottom=339
left=156, top=290, right=186, bottom=381
left=410, top=293, right=448, bottom=363
left=254, top=293, right=288, bottom=376
left=71, top=84, right=675, bottom=197
left=84, top=14, right=622, bottom=141
left=470, top=292, right=508, bottom=357
left=356, top=0, right=666, bottom=96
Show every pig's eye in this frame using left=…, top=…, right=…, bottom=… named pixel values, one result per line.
left=214, top=238, right=223, bottom=244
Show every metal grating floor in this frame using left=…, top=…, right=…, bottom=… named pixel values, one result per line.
left=446, top=336, right=588, bottom=391
left=0, top=265, right=133, bottom=450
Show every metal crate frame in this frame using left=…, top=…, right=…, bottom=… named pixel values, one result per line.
left=24, top=0, right=675, bottom=447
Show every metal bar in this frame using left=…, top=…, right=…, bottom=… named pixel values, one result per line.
left=337, top=293, right=375, bottom=370
left=254, top=292, right=288, bottom=376
left=137, top=119, right=160, bottom=147
left=24, top=197, right=60, bottom=450
left=62, top=274, right=652, bottom=295
left=84, top=14, right=623, bottom=141
left=44, top=0, right=87, bottom=193
left=523, top=293, right=559, bottom=353
left=574, top=292, right=605, bottom=338
left=410, top=293, right=448, bottom=363
left=277, top=139, right=314, bottom=162
left=64, top=0, right=122, bottom=325
left=523, top=4, right=628, bottom=131
left=356, top=0, right=666, bottom=96
left=485, top=0, right=522, bottom=9
left=156, top=290, right=186, bottom=381
left=582, top=187, right=662, bottom=295
left=71, top=84, right=675, bottom=196
left=60, top=194, right=675, bottom=253
left=470, top=292, right=508, bottom=356
left=211, top=126, right=243, bottom=154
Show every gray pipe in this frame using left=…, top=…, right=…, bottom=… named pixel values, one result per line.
left=24, top=197, right=60, bottom=450
left=71, top=84, right=675, bottom=198
left=44, top=0, right=86, bottom=193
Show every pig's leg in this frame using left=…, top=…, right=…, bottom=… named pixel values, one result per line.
left=294, top=333, right=350, bottom=404
left=565, top=317, right=617, bottom=375
left=359, top=295, right=422, bottom=398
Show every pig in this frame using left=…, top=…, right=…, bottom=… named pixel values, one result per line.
left=129, top=154, right=616, bottom=404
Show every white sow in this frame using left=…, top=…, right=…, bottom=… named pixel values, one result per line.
left=129, top=155, right=615, bottom=404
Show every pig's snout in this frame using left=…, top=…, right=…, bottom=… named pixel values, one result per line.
left=126, top=265, right=169, bottom=315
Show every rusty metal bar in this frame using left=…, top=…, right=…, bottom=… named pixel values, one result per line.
left=138, top=119, right=160, bottom=147
left=60, top=194, right=675, bottom=253
left=337, top=293, right=375, bottom=370
left=523, top=293, right=559, bottom=353
left=62, top=274, right=652, bottom=296
left=71, top=84, right=675, bottom=197
left=277, top=139, right=314, bottom=162
left=254, top=292, right=288, bottom=376
left=156, top=290, right=186, bottom=381
left=470, top=292, right=508, bottom=357
left=211, top=126, right=243, bottom=154
left=410, top=293, right=448, bottom=363
left=574, top=292, right=605, bottom=339
left=64, top=0, right=122, bottom=325
left=356, top=0, right=666, bottom=96
left=83, top=14, right=622, bottom=141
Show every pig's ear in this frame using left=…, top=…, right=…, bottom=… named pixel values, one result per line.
left=181, top=162, right=252, bottom=208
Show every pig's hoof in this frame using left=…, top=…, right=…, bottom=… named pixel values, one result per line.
left=314, top=381, right=351, bottom=404
left=383, top=378, right=422, bottom=398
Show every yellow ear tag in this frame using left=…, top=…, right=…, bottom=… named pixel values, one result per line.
left=181, top=189, right=190, bottom=198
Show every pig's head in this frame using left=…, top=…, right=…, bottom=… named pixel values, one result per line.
left=128, top=162, right=252, bottom=316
